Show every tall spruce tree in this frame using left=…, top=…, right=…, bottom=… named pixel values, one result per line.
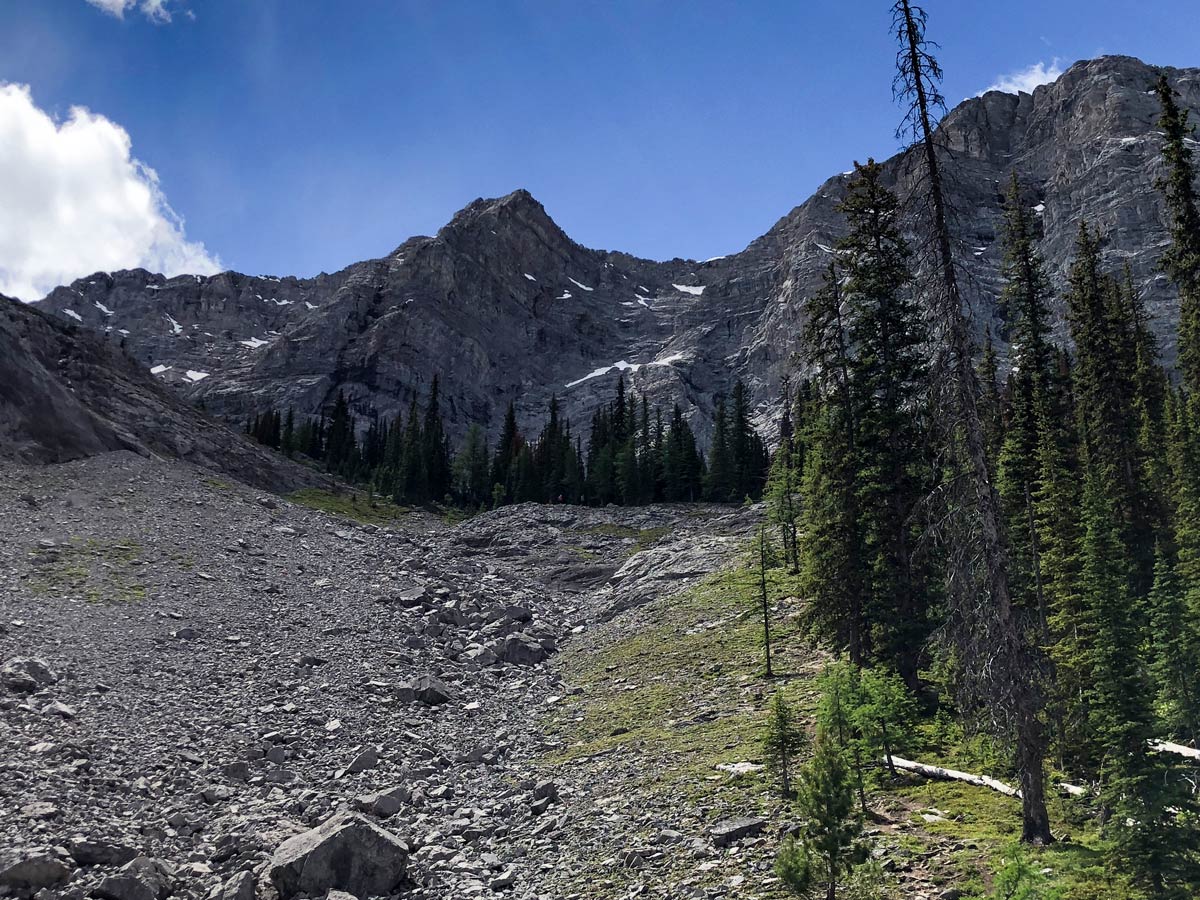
left=422, top=376, right=451, bottom=502
left=800, top=263, right=867, bottom=664
left=1080, top=476, right=1200, bottom=897
left=1154, top=74, right=1200, bottom=396
left=1064, top=223, right=1154, bottom=591
left=1146, top=544, right=1200, bottom=744
left=996, top=174, right=1055, bottom=632
left=840, top=158, right=931, bottom=686
left=706, top=395, right=734, bottom=502
left=453, top=423, right=491, bottom=507
left=490, top=402, right=522, bottom=503
left=766, top=400, right=802, bottom=573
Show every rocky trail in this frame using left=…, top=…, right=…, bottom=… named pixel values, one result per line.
left=0, top=453, right=759, bottom=900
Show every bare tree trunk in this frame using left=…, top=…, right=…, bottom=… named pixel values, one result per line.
left=895, top=0, right=1052, bottom=844
left=759, top=525, right=773, bottom=677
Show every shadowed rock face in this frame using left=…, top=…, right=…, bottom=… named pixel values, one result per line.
left=33, top=56, right=1200, bottom=445
left=0, top=295, right=325, bottom=493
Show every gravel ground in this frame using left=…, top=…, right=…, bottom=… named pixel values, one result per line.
left=0, top=452, right=751, bottom=900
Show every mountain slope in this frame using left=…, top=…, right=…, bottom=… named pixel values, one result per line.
left=34, top=55, right=1200, bottom=443
left=0, top=295, right=324, bottom=492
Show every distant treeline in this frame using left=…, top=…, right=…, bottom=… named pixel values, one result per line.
left=246, top=375, right=768, bottom=508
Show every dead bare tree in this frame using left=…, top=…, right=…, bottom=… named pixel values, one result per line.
left=891, top=0, right=1053, bottom=844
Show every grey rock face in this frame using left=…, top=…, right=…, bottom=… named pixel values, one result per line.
left=267, top=812, right=408, bottom=899
left=30, top=56, right=1200, bottom=447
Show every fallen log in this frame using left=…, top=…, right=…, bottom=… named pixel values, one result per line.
left=1150, top=740, right=1200, bottom=761
left=885, top=756, right=1021, bottom=798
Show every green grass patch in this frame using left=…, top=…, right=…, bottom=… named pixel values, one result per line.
left=287, top=488, right=412, bottom=526
left=27, top=537, right=147, bottom=603
left=547, top=560, right=813, bottom=798
left=541, top=548, right=1135, bottom=900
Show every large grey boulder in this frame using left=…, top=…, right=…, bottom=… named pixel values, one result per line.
left=94, top=857, right=174, bottom=900
left=709, top=817, right=766, bottom=848
left=1, top=657, right=57, bottom=693
left=0, top=849, right=70, bottom=891
left=492, top=632, right=550, bottom=666
left=353, top=785, right=410, bottom=819
left=395, top=674, right=456, bottom=706
left=217, top=870, right=256, bottom=900
left=268, top=812, right=408, bottom=899
left=69, top=837, right=137, bottom=867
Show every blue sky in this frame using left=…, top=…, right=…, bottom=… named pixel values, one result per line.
left=0, top=0, right=1196, bottom=292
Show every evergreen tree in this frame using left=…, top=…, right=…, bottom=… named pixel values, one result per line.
left=758, top=524, right=776, bottom=677
left=1080, top=476, right=1200, bottom=896
left=397, top=396, right=425, bottom=502
left=800, top=263, right=867, bottom=663
left=453, top=423, right=491, bottom=507
left=490, top=402, right=522, bottom=503
left=282, top=407, right=295, bottom=457
left=730, top=380, right=769, bottom=499
left=996, top=174, right=1056, bottom=633
left=1146, top=544, right=1200, bottom=744
left=1065, top=222, right=1154, bottom=591
left=663, top=405, right=703, bottom=502
left=706, top=395, right=734, bottom=502
left=1154, top=74, right=1200, bottom=396
left=766, top=402, right=802, bottom=573
left=892, top=0, right=1051, bottom=843
left=762, top=690, right=805, bottom=798
left=776, top=727, right=866, bottom=900
left=856, top=666, right=918, bottom=781
left=977, top=328, right=1003, bottom=461
left=839, top=158, right=931, bottom=686
left=325, top=391, right=355, bottom=475
left=421, top=376, right=451, bottom=502
left=800, top=402, right=867, bottom=664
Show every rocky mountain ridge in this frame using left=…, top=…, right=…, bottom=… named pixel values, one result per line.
left=33, top=55, right=1200, bottom=445
left=0, top=295, right=324, bottom=493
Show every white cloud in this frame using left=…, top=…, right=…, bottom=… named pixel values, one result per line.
left=85, top=0, right=179, bottom=23
left=980, top=60, right=1064, bottom=96
left=0, top=83, right=221, bottom=302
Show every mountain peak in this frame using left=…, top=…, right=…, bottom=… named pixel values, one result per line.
left=438, top=188, right=573, bottom=250
left=447, top=188, right=546, bottom=224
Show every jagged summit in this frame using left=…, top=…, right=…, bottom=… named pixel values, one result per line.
left=31, top=55, right=1200, bottom=446
left=436, top=188, right=578, bottom=255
